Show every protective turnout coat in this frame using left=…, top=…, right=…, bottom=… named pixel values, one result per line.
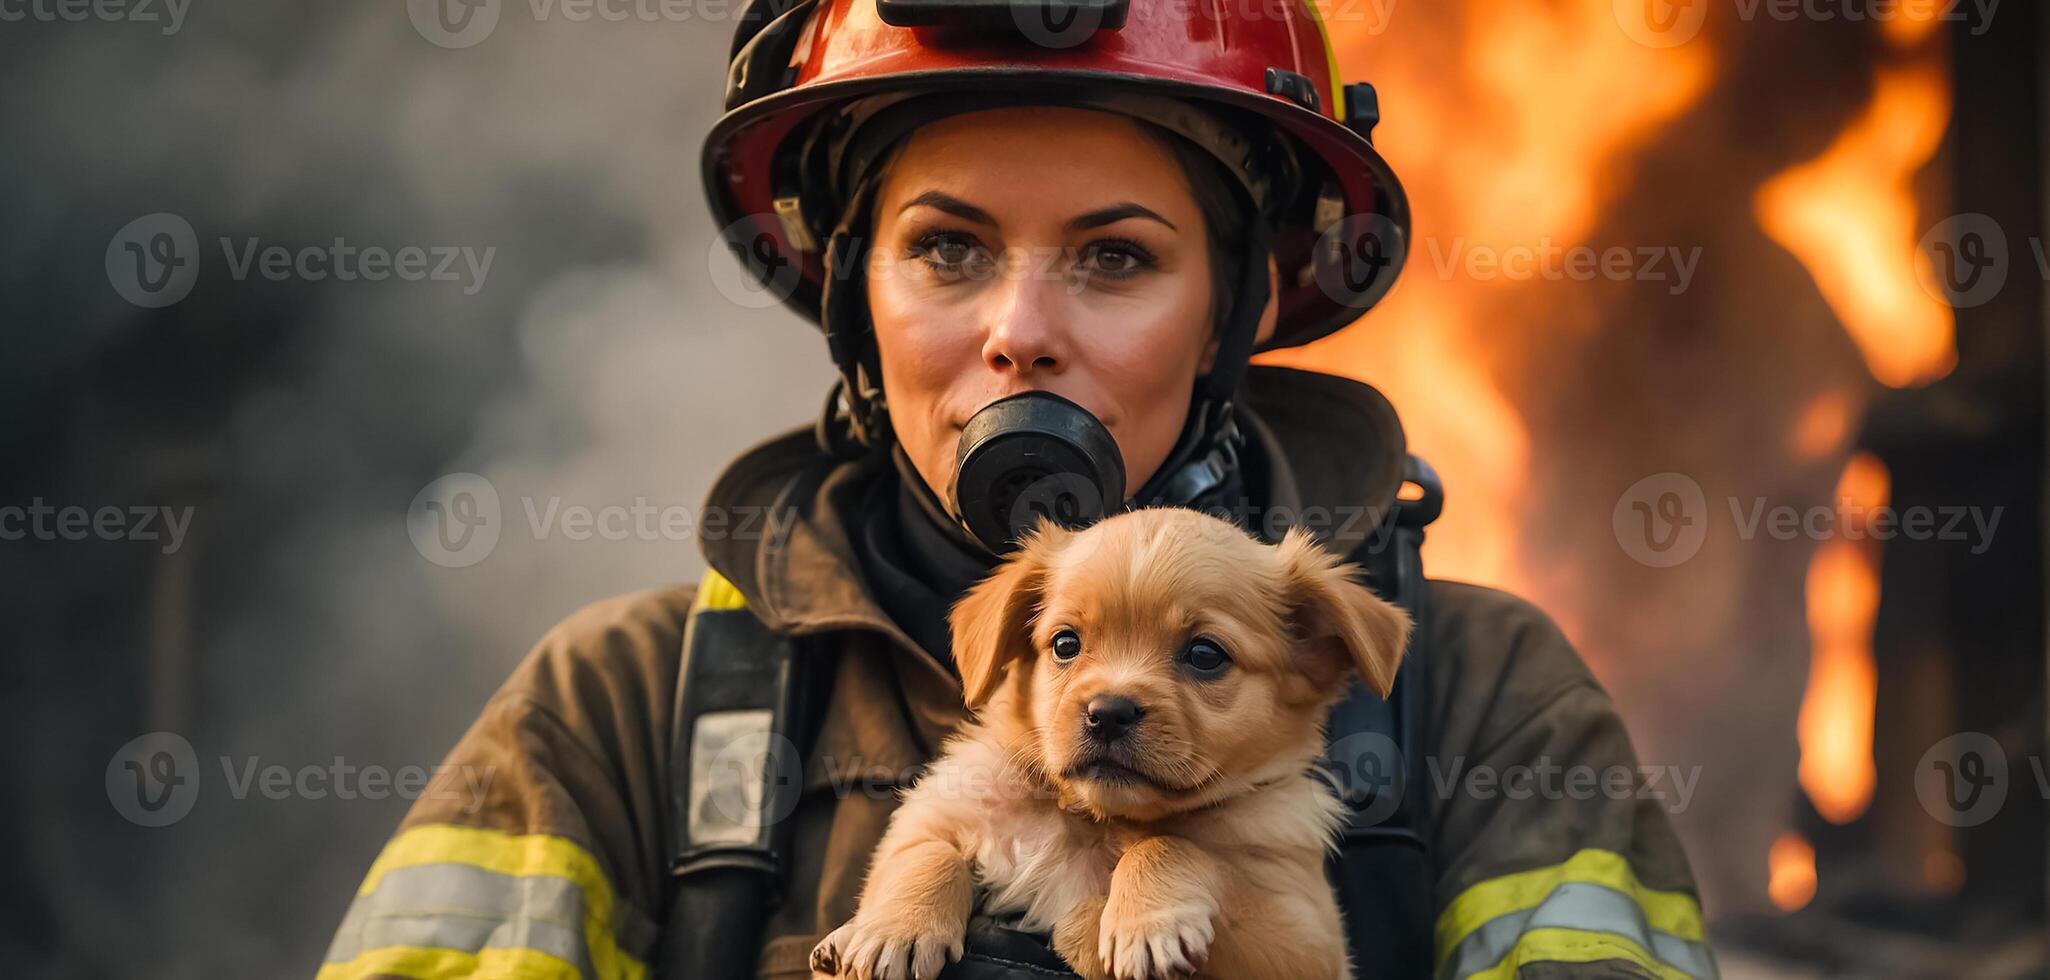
left=320, top=368, right=1714, bottom=980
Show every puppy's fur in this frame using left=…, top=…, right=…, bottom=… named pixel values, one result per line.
left=811, top=509, right=1411, bottom=980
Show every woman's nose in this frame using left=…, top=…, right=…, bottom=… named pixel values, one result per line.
left=980, top=261, right=1072, bottom=376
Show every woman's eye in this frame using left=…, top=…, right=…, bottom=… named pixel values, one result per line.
left=1052, top=630, right=1083, bottom=662
left=908, top=232, right=987, bottom=275
left=1077, top=239, right=1156, bottom=281
left=1180, top=638, right=1232, bottom=676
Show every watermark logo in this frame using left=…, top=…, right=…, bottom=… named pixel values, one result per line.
left=106, top=212, right=497, bottom=308
left=106, top=733, right=497, bottom=826
left=701, top=726, right=803, bottom=836
left=1420, top=237, right=1704, bottom=294
left=1614, top=0, right=2001, bottom=47
left=106, top=212, right=199, bottom=308
left=1613, top=0, right=1709, bottom=48
left=0, top=500, right=194, bottom=553
left=1917, top=212, right=2008, bottom=309
left=709, top=216, right=804, bottom=310
left=1916, top=732, right=2007, bottom=827
left=1613, top=472, right=2003, bottom=567
left=1312, top=213, right=1407, bottom=311
left=0, top=0, right=191, bottom=34
left=408, top=472, right=502, bottom=568
left=409, top=0, right=503, bottom=48
left=1613, top=472, right=1709, bottom=568
left=405, top=474, right=795, bottom=567
left=1321, top=731, right=1404, bottom=825
left=1428, top=755, right=1701, bottom=814
left=106, top=731, right=200, bottom=828
left=1009, top=0, right=1110, bottom=49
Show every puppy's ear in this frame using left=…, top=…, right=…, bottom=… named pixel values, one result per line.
left=1277, top=527, right=1412, bottom=699
left=949, top=520, right=1067, bottom=709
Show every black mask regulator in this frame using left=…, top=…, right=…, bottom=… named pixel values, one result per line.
left=950, top=390, right=1127, bottom=551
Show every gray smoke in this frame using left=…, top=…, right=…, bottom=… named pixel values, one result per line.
left=3, top=5, right=827, bottom=975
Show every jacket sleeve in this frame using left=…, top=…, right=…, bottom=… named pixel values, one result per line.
left=316, top=584, right=699, bottom=980
left=1424, top=582, right=1716, bottom=980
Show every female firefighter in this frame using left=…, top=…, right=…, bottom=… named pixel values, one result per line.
left=321, top=0, right=1716, bottom=977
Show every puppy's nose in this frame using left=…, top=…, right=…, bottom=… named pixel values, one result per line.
left=1084, top=695, right=1142, bottom=741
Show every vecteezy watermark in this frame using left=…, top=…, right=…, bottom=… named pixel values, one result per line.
left=106, top=212, right=497, bottom=308
left=0, top=499, right=194, bottom=554
left=406, top=0, right=1399, bottom=49
left=1613, top=0, right=2000, bottom=48
left=1614, top=472, right=2003, bottom=567
left=107, top=732, right=496, bottom=827
left=1311, top=213, right=1408, bottom=313
left=1611, top=473, right=1709, bottom=568
left=406, top=0, right=757, bottom=48
left=408, top=0, right=754, bottom=49
left=1428, top=756, right=1703, bottom=815
left=774, top=742, right=1702, bottom=819
left=0, top=0, right=191, bottom=35
left=106, top=213, right=200, bottom=308
left=1005, top=0, right=1398, bottom=50
left=407, top=472, right=792, bottom=568
left=1912, top=731, right=2050, bottom=828
left=1916, top=212, right=2050, bottom=310
left=1419, top=237, right=1704, bottom=295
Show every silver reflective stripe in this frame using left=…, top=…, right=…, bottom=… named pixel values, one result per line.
left=323, top=863, right=596, bottom=978
left=1440, top=881, right=1719, bottom=980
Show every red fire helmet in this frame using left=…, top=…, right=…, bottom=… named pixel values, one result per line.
left=702, top=0, right=1410, bottom=352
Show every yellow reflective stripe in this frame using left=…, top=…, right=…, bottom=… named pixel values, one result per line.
left=1300, top=0, right=1346, bottom=122
left=353, top=824, right=647, bottom=980
left=316, top=943, right=582, bottom=980
left=1436, top=849, right=1706, bottom=965
left=1462, top=927, right=1696, bottom=980
left=692, top=568, right=747, bottom=613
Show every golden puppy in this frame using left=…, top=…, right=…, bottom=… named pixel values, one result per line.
left=811, top=508, right=1410, bottom=980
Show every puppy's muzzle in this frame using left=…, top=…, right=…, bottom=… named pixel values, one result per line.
left=1083, top=694, right=1143, bottom=743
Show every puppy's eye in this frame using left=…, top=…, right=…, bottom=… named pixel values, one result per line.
left=1180, top=638, right=1232, bottom=677
left=1051, top=630, right=1083, bottom=662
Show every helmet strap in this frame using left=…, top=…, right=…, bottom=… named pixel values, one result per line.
left=816, top=178, right=893, bottom=458
left=1129, top=210, right=1271, bottom=508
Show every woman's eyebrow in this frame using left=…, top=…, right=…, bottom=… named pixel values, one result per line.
left=898, top=190, right=996, bottom=225
left=1064, top=202, right=1176, bottom=233
left=897, top=192, right=1177, bottom=234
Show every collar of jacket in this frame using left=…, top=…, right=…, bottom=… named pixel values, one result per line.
left=696, top=365, right=1408, bottom=652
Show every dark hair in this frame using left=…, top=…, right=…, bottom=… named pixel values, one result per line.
left=1135, top=119, right=1260, bottom=342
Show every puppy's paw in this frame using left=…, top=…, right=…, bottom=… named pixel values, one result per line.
left=809, top=916, right=964, bottom=980
left=1096, top=904, right=1214, bottom=980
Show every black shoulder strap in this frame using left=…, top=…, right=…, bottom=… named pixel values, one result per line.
left=1324, top=453, right=1443, bottom=978
left=656, top=583, right=813, bottom=980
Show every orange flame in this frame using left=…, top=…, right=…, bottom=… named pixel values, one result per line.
left=1768, top=831, right=1819, bottom=912
left=1285, top=0, right=1713, bottom=588
left=1797, top=452, right=1888, bottom=824
left=1754, top=60, right=1955, bottom=387
left=1789, top=389, right=1856, bottom=461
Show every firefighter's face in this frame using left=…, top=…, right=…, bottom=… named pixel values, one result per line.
left=866, top=106, right=1248, bottom=506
